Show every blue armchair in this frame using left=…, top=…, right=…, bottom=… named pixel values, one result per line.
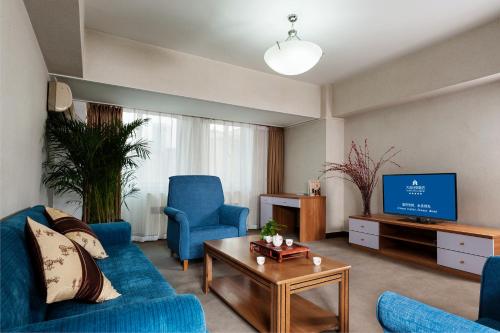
left=377, top=256, right=500, bottom=332
left=164, top=175, right=249, bottom=270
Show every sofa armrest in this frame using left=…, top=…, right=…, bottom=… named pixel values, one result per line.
left=164, top=207, right=190, bottom=259
left=479, top=256, right=500, bottom=321
left=377, top=291, right=495, bottom=333
left=219, top=204, right=248, bottom=236
left=90, top=222, right=131, bottom=247
left=6, top=295, right=206, bottom=333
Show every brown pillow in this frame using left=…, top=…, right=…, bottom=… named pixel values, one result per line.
left=25, top=217, right=120, bottom=304
left=45, top=207, right=108, bottom=259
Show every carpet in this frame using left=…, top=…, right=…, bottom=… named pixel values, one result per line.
left=138, top=237, right=480, bottom=333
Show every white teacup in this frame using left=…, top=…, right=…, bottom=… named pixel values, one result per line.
left=264, top=235, right=273, bottom=243
left=285, top=239, right=294, bottom=247
left=313, top=256, right=322, bottom=266
left=256, top=256, right=266, bottom=265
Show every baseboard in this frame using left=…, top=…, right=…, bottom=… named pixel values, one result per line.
left=325, top=231, right=348, bottom=239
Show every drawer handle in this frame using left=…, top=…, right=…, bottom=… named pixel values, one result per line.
left=460, top=260, right=465, bottom=264
left=361, top=238, right=365, bottom=241
left=360, top=225, right=365, bottom=228
left=459, top=242, right=465, bottom=246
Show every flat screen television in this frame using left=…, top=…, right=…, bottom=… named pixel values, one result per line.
left=383, top=173, right=457, bottom=222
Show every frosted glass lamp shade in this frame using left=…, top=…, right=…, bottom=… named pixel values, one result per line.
left=264, top=40, right=322, bottom=76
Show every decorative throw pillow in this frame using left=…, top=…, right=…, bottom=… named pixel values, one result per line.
left=25, top=217, right=120, bottom=304
left=45, top=207, right=108, bottom=259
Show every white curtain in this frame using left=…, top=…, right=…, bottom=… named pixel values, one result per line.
left=122, top=109, right=268, bottom=241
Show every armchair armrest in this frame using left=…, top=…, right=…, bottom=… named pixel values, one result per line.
left=479, top=256, right=500, bottom=321
left=219, top=204, right=249, bottom=236
left=90, top=222, right=131, bottom=247
left=163, top=207, right=190, bottom=259
left=377, top=291, right=495, bottom=333
left=6, top=295, right=206, bottom=333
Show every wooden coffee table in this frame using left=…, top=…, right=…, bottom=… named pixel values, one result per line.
left=203, top=236, right=350, bottom=333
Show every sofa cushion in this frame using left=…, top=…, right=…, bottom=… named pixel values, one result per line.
left=1, top=206, right=49, bottom=330
left=46, top=243, right=176, bottom=320
left=25, top=217, right=120, bottom=304
left=45, top=207, right=108, bottom=259
left=189, top=224, right=238, bottom=258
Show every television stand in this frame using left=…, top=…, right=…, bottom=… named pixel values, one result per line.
left=348, top=214, right=500, bottom=280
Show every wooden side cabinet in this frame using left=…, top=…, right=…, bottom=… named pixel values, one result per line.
left=348, top=214, right=500, bottom=280
left=260, top=194, right=326, bottom=242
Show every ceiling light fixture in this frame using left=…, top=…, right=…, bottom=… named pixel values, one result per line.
left=264, top=14, right=323, bottom=76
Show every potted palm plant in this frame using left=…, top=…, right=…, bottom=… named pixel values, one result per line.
left=43, top=112, right=150, bottom=223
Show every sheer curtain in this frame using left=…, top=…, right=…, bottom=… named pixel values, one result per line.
left=122, top=109, right=268, bottom=241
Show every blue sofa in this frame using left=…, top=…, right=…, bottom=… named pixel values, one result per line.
left=0, top=205, right=206, bottom=332
left=377, top=256, right=500, bottom=332
left=164, top=176, right=249, bottom=270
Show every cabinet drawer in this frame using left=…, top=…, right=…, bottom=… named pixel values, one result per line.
left=261, top=196, right=273, bottom=205
left=278, top=198, right=300, bottom=208
left=349, top=218, right=379, bottom=236
left=349, top=231, right=379, bottom=250
left=437, top=232, right=493, bottom=257
left=437, top=248, right=487, bottom=275
left=261, top=196, right=300, bottom=208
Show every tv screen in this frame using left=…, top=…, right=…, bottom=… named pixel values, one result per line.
left=383, top=173, right=457, bottom=221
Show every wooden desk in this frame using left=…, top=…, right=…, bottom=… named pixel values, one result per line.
left=260, top=194, right=326, bottom=242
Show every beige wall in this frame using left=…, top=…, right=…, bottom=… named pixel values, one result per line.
left=84, top=30, right=321, bottom=118
left=283, top=117, right=346, bottom=233
left=0, top=0, right=48, bottom=217
left=332, top=18, right=500, bottom=117
left=284, top=119, right=326, bottom=194
left=344, top=81, right=500, bottom=229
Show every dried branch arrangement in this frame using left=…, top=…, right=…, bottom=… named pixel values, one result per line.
left=324, top=139, right=400, bottom=216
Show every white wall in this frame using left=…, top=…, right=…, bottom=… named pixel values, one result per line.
left=83, top=30, right=321, bottom=118
left=0, top=0, right=49, bottom=217
left=284, top=119, right=326, bottom=194
left=344, top=81, right=500, bottom=229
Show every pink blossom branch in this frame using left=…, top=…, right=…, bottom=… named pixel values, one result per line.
left=323, top=139, right=401, bottom=215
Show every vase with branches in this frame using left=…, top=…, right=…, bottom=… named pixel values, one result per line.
left=43, top=112, right=150, bottom=223
left=323, top=139, right=400, bottom=216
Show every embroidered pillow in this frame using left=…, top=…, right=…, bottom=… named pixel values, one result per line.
left=25, top=217, right=120, bottom=304
left=45, top=207, right=108, bottom=259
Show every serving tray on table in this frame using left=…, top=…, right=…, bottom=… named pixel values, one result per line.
left=250, top=240, right=310, bottom=263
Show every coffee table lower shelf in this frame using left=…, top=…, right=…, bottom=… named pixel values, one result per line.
left=210, top=275, right=338, bottom=333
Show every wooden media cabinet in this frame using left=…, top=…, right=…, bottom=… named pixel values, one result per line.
left=348, top=214, right=500, bottom=280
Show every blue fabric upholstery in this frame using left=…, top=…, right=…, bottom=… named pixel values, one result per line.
left=377, top=256, right=500, bottom=333
left=165, top=175, right=249, bottom=261
left=189, top=224, right=239, bottom=259
left=1, top=206, right=206, bottom=333
left=90, top=222, right=132, bottom=247
left=479, top=257, right=500, bottom=321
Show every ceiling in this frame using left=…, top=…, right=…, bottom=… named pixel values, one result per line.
left=84, top=0, right=500, bottom=85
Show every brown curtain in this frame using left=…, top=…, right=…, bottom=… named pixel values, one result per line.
left=267, top=127, right=284, bottom=194
left=87, top=102, right=122, bottom=126
left=84, top=102, right=123, bottom=223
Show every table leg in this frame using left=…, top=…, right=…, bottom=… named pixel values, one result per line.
left=339, top=269, right=350, bottom=332
left=270, top=284, right=290, bottom=333
left=203, top=250, right=212, bottom=294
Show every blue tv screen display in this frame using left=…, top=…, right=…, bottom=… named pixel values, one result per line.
left=383, top=173, right=457, bottom=221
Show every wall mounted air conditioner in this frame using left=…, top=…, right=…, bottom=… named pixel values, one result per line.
left=47, top=81, right=72, bottom=112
